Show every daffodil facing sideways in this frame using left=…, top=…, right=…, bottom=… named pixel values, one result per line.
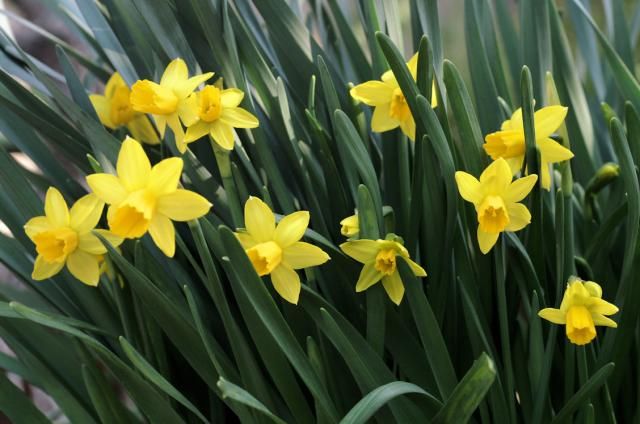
left=539, top=278, right=618, bottom=345
left=455, top=157, right=537, bottom=254
left=340, top=235, right=426, bottom=305
left=183, top=85, right=259, bottom=151
left=86, top=136, right=212, bottom=257
left=484, top=105, right=573, bottom=190
left=235, top=197, right=330, bottom=305
left=130, top=58, right=213, bottom=152
left=89, top=72, right=159, bottom=145
left=23, top=188, right=123, bottom=286
left=340, top=214, right=359, bottom=238
left=350, top=53, right=437, bottom=141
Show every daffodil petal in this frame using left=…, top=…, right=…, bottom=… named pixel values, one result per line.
left=127, top=116, right=160, bottom=145
left=155, top=115, right=167, bottom=137
left=382, top=272, right=404, bottom=305
left=504, top=174, right=538, bottom=203
left=270, top=264, right=301, bottom=304
left=538, top=138, right=574, bottom=162
left=221, top=88, right=244, bottom=108
left=355, top=261, right=383, bottom=292
left=44, top=187, right=69, bottom=227
left=184, top=121, right=211, bottom=143
left=480, top=158, right=512, bottom=196
left=539, top=161, right=552, bottom=191
left=533, top=106, right=568, bottom=139
left=584, top=281, right=602, bottom=298
left=538, top=308, right=566, bottom=324
left=244, top=197, right=275, bottom=243
left=402, top=257, right=427, bottom=277
left=210, top=121, right=235, bottom=150
left=156, top=189, right=211, bottom=221
left=340, top=240, right=380, bottom=263
left=166, top=114, right=186, bottom=153
left=148, top=157, right=183, bottom=196
left=399, top=117, right=416, bottom=141
left=117, top=137, right=151, bottom=191
left=282, top=241, right=330, bottom=269
left=160, top=58, right=188, bottom=87
left=89, top=95, right=115, bottom=128
left=506, top=157, right=524, bottom=175
left=455, top=171, right=483, bottom=204
left=235, top=231, right=257, bottom=249
left=592, top=313, right=617, bottom=328
left=67, top=250, right=100, bottom=286
left=220, top=107, right=259, bottom=128
left=86, top=174, right=128, bottom=205
left=105, top=72, right=126, bottom=98
left=31, top=255, right=64, bottom=280
left=504, top=203, right=531, bottom=232
left=371, top=103, right=398, bottom=132
left=274, top=211, right=309, bottom=247
left=477, top=228, right=499, bottom=254
left=24, top=216, right=52, bottom=240
left=148, top=214, right=175, bottom=257
left=69, top=194, right=104, bottom=234
left=78, top=229, right=123, bottom=255
left=350, top=81, right=394, bottom=106
left=178, top=95, right=199, bottom=127
left=175, top=72, right=215, bottom=99
left=589, top=298, right=619, bottom=316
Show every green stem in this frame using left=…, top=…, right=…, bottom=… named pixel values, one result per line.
left=211, top=137, right=243, bottom=227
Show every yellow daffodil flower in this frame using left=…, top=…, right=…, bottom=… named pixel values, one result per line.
left=23, top=188, right=122, bottom=286
left=539, top=278, right=618, bottom=345
left=130, top=58, right=213, bottom=152
left=340, top=236, right=426, bottom=305
left=235, top=196, right=330, bottom=305
left=340, top=214, right=359, bottom=238
left=484, top=106, right=573, bottom=190
left=86, top=136, right=212, bottom=257
left=350, top=53, right=436, bottom=141
left=89, top=72, right=159, bottom=145
left=455, top=157, right=537, bottom=254
left=183, top=85, right=259, bottom=151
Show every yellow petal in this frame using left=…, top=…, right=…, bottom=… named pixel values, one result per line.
left=504, top=203, right=531, bottom=232
left=69, top=194, right=104, bottom=234
left=506, top=157, right=524, bottom=175
left=148, top=157, right=183, bottom=196
left=220, top=107, right=259, bottom=129
left=401, top=257, right=427, bottom=277
left=156, top=189, right=212, bottom=221
left=210, top=121, right=235, bottom=150
left=534, top=106, right=568, bottom=139
left=86, top=173, right=128, bottom=205
left=589, top=298, right=619, bottom=316
left=149, top=214, right=175, bottom=257
left=371, top=103, right=398, bottom=132
left=340, top=240, right=380, bottom=263
left=592, top=313, right=617, bottom=328
left=78, top=229, right=123, bottom=255
left=24, top=216, right=52, bottom=240
left=44, top=187, right=69, bottom=227
left=282, top=241, right=330, bottom=269
left=244, top=196, right=275, bottom=242
left=274, top=211, right=309, bottom=247
left=355, top=261, right=383, bottom=292
left=175, top=72, right=215, bottom=99
left=127, top=116, right=160, bottom=145
left=583, top=281, right=602, bottom=298
left=89, top=95, right=115, bottom=128
left=67, top=250, right=100, bottom=286
left=455, top=171, right=483, bottom=204
left=178, top=95, right=200, bottom=127
left=504, top=174, right=538, bottom=204
left=539, top=161, right=552, bottom=191
left=406, top=52, right=419, bottom=77
left=184, top=121, right=211, bottom=143
left=538, top=138, right=574, bottom=162
left=538, top=308, right=566, bottom=324
left=382, top=272, right=404, bottom=305
left=117, top=137, right=151, bottom=191
left=504, top=108, right=523, bottom=131
left=31, top=255, right=64, bottom=280
left=350, top=81, right=394, bottom=106
left=221, top=88, right=244, bottom=108
left=477, top=228, right=499, bottom=254
left=235, top=231, right=257, bottom=249
left=166, top=114, right=187, bottom=153
left=399, top=117, right=416, bottom=141
left=155, top=115, right=167, bottom=137
left=480, top=158, right=512, bottom=196
left=104, top=72, right=126, bottom=97
left=160, top=58, right=188, bottom=87
left=270, top=264, right=301, bottom=304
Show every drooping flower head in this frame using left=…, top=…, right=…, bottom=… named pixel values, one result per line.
left=340, top=214, right=359, bottom=238
left=86, top=137, right=212, bottom=257
left=350, top=52, right=436, bottom=141
left=539, top=278, right=618, bottom=345
left=130, top=59, right=213, bottom=152
left=24, top=188, right=122, bottom=286
left=455, top=158, right=537, bottom=254
left=340, top=235, right=426, bottom=305
left=235, top=197, right=330, bottom=305
left=90, top=72, right=159, bottom=145
left=484, top=106, right=573, bottom=190
left=183, top=85, right=259, bottom=151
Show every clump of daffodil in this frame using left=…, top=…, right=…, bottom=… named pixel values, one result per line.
left=484, top=105, right=573, bottom=190
left=340, top=235, right=426, bottom=305
left=539, top=277, right=618, bottom=345
left=235, top=196, right=330, bottom=305
left=130, top=58, right=213, bottom=152
left=86, top=136, right=212, bottom=257
left=23, top=188, right=122, bottom=286
left=89, top=72, right=159, bottom=145
left=340, top=214, right=359, bottom=238
left=455, top=157, right=537, bottom=254
left=350, top=52, right=436, bottom=141
left=183, top=84, right=259, bottom=151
